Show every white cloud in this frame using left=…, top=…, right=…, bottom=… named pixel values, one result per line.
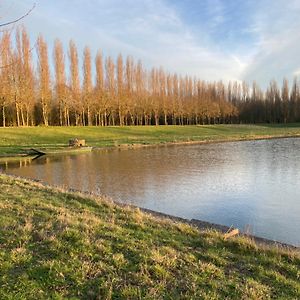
left=241, top=0, right=300, bottom=87
left=8, top=0, right=243, bottom=82
left=3, top=0, right=300, bottom=88
left=84, top=0, right=243, bottom=81
left=293, top=69, right=300, bottom=76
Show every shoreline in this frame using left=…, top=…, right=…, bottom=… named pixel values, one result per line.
left=2, top=132, right=300, bottom=159
left=94, top=133, right=300, bottom=151
left=139, top=207, right=300, bottom=250
left=2, top=173, right=299, bottom=250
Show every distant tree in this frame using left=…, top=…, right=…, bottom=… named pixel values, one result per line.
left=290, top=77, right=299, bottom=122
left=270, top=80, right=281, bottom=123
left=36, top=34, right=51, bottom=126
left=0, top=32, right=12, bottom=126
left=54, top=39, right=68, bottom=126
left=82, top=46, right=93, bottom=126
left=281, top=78, right=289, bottom=123
left=95, top=50, right=107, bottom=126
left=68, top=40, right=81, bottom=125
left=117, top=54, right=125, bottom=125
left=125, top=56, right=134, bottom=125
left=133, top=60, right=145, bottom=125
left=105, top=56, right=115, bottom=125
left=12, top=30, right=24, bottom=126
left=159, top=68, right=168, bottom=125
left=21, top=28, right=35, bottom=126
left=1, top=24, right=300, bottom=127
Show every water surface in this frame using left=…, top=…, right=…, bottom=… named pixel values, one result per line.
left=2, top=138, right=300, bottom=246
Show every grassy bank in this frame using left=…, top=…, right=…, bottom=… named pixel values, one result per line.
left=1, top=124, right=300, bottom=156
left=0, top=174, right=299, bottom=299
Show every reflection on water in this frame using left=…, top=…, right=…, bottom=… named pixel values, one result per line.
left=2, top=138, right=300, bottom=246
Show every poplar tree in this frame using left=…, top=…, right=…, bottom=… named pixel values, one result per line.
left=37, top=34, right=51, bottom=126
left=83, top=46, right=93, bottom=126
left=105, top=56, right=115, bottom=125
left=95, top=50, right=107, bottom=126
left=117, top=54, right=125, bottom=125
left=282, top=79, right=289, bottom=124
left=69, top=40, right=81, bottom=125
left=125, top=56, right=135, bottom=125
left=54, top=39, right=69, bottom=126
left=21, top=28, right=35, bottom=126
left=0, top=32, right=11, bottom=127
left=1, top=26, right=299, bottom=127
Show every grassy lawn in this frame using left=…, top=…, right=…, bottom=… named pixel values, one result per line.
left=1, top=124, right=300, bottom=156
left=0, top=174, right=299, bottom=299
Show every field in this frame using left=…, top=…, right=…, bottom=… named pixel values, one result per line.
left=1, top=123, right=300, bottom=156
left=0, top=174, right=299, bottom=299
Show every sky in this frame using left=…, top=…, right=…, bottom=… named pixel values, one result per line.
left=2, top=0, right=300, bottom=88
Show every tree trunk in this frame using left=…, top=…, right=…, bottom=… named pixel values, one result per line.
left=26, top=109, right=29, bottom=126
left=16, top=102, right=20, bottom=127
left=20, top=107, right=25, bottom=126
left=164, top=113, right=168, bottom=125
left=87, top=106, right=91, bottom=126
left=66, top=108, right=70, bottom=126
left=155, top=114, right=159, bottom=126
left=42, top=101, right=49, bottom=126
left=82, top=110, right=86, bottom=126
left=59, top=102, right=63, bottom=126
left=104, top=110, right=107, bottom=126
left=2, top=106, right=5, bottom=127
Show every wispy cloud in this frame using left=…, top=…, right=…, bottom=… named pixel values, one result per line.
left=294, top=69, right=300, bottom=76
left=2, top=0, right=300, bottom=87
left=241, top=0, right=300, bottom=87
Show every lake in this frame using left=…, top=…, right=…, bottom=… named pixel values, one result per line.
left=2, top=138, right=300, bottom=246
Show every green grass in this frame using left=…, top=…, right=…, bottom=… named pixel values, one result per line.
left=1, top=124, right=300, bottom=156
left=0, top=174, right=299, bottom=299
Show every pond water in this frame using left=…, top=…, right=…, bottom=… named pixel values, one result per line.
left=2, top=138, right=300, bottom=246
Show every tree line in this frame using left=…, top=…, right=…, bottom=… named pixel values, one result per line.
left=0, top=28, right=300, bottom=127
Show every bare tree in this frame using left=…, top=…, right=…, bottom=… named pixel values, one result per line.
left=0, top=4, right=36, bottom=28
left=54, top=39, right=69, bottom=126
left=82, top=46, right=93, bottom=126
left=68, top=40, right=81, bottom=125
left=0, top=32, right=12, bottom=126
left=117, top=54, right=125, bottom=125
left=95, top=50, right=108, bottom=126
left=37, top=34, right=51, bottom=126
left=1, top=24, right=299, bottom=127
left=105, top=56, right=115, bottom=125
left=20, top=27, right=35, bottom=126
left=282, top=78, right=289, bottom=124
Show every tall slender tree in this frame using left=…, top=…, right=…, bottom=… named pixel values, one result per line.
left=105, top=56, right=115, bottom=125
left=83, top=46, right=93, bottom=126
left=117, top=54, right=125, bottom=125
left=37, top=34, right=51, bottom=126
left=54, top=39, right=68, bottom=126
left=282, top=78, right=289, bottom=124
left=21, top=28, right=35, bottom=126
left=95, top=50, right=108, bottom=126
left=0, top=32, right=12, bottom=126
left=69, top=40, right=81, bottom=125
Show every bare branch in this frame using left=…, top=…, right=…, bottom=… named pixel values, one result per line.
left=0, top=42, right=36, bottom=69
left=0, top=3, right=36, bottom=28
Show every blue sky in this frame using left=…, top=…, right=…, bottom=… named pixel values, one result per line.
left=2, top=0, right=300, bottom=88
